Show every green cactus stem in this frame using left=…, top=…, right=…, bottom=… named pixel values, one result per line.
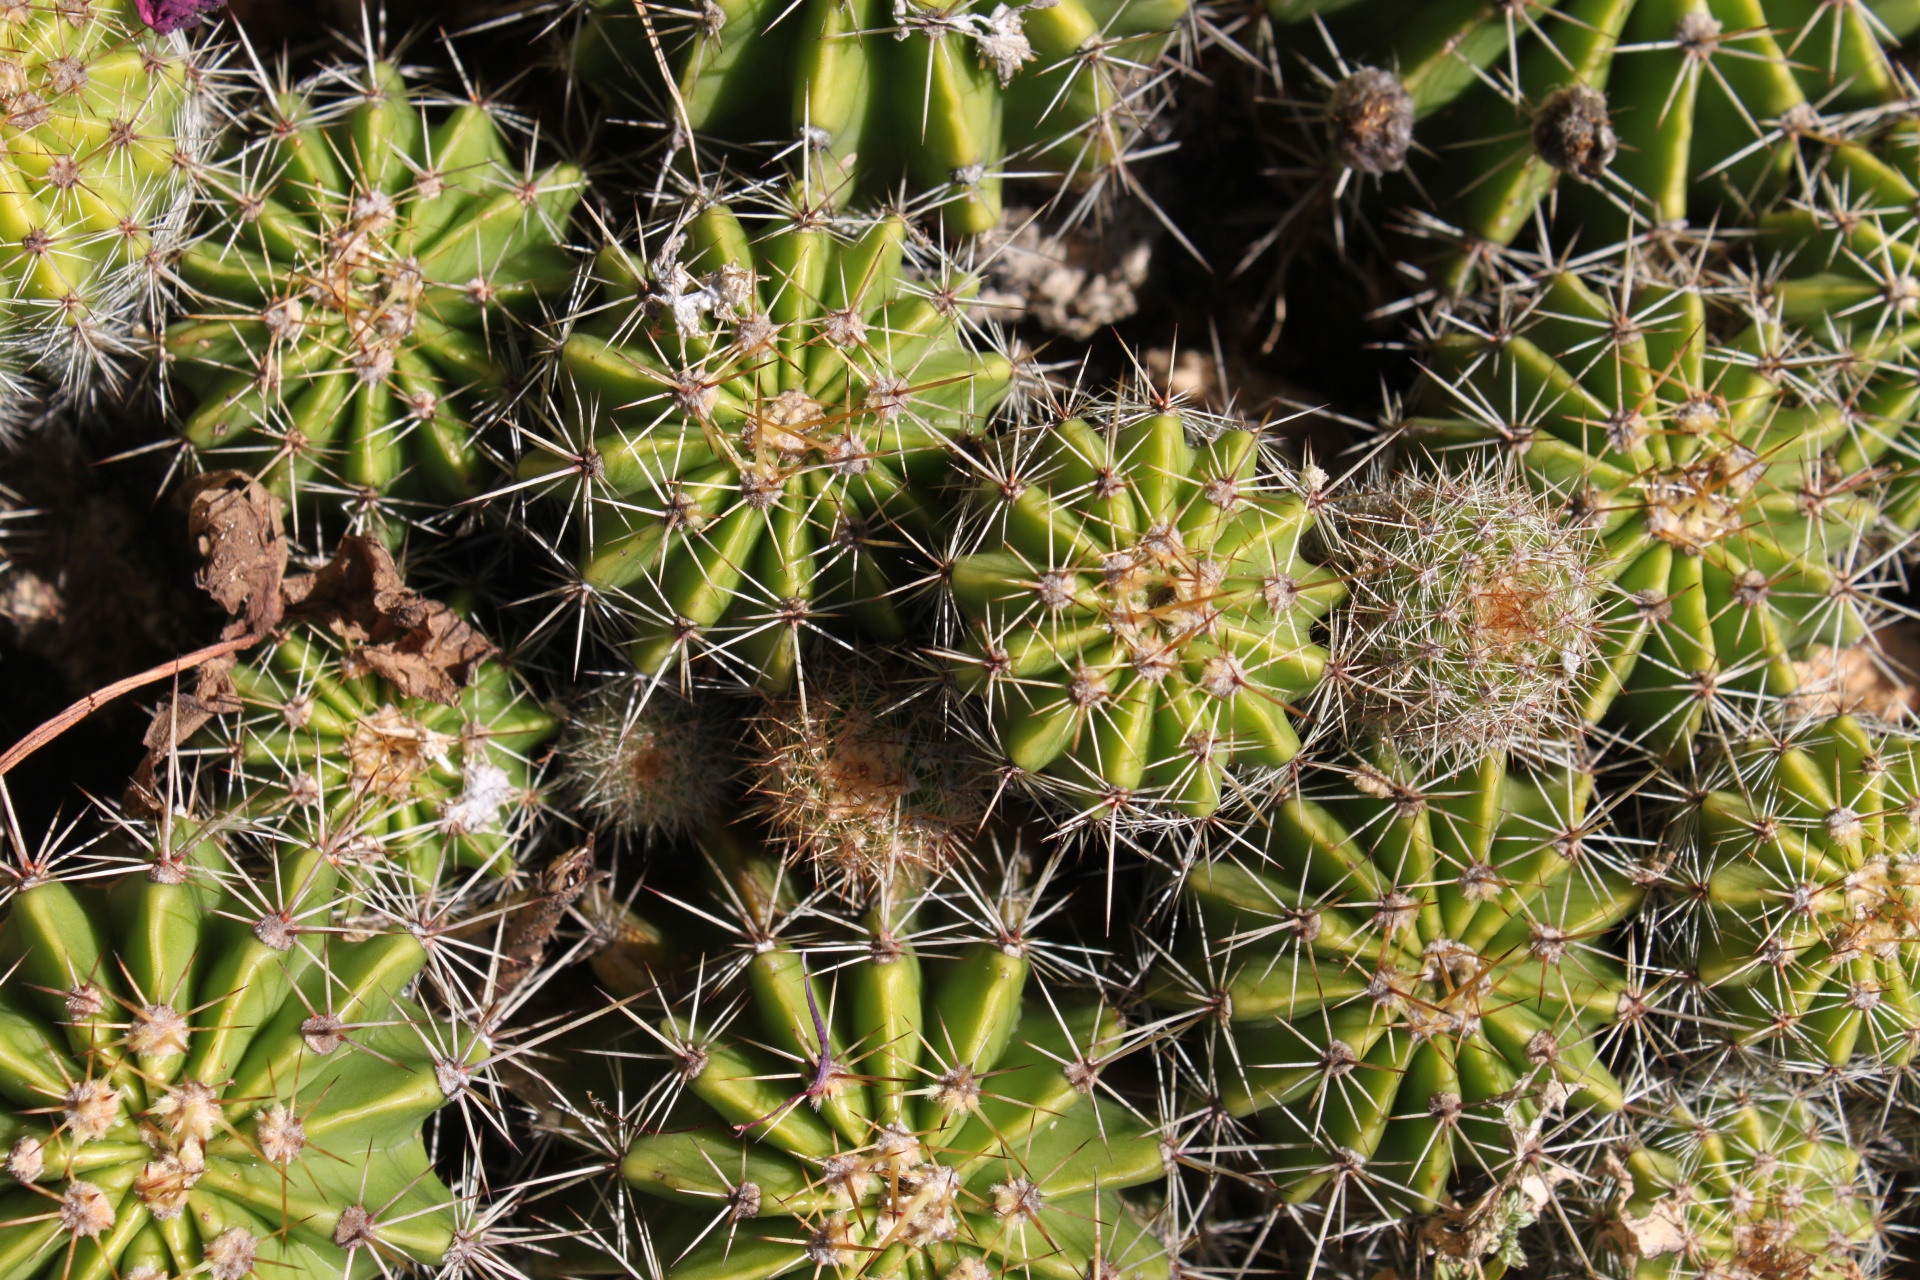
left=520, top=182, right=1012, bottom=691
left=0, top=817, right=483, bottom=1280
left=1151, top=748, right=1645, bottom=1215
left=945, top=395, right=1342, bottom=819
left=168, top=57, right=582, bottom=525
left=571, top=0, right=1189, bottom=233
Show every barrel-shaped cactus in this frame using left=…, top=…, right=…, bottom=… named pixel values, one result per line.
left=0, top=817, right=481, bottom=1280
left=0, top=0, right=214, bottom=390
left=1151, top=748, right=1644, bottom=1217
left=520, top=184, right=1013, bottom=690
left=1269, top=2, right=1913, bottom=287
left=1412, top=260, right=1881, bottom=756
left=167, top=57, right=582, bottom=524
left=201, top=628, right=559, bottom=888
left=616, top=850, right=1179, bottom=1280
left=1588, top=1080, right=1886, bottom=1280
left=571, top=0, right=1188, bottom=233
left=945, top=398, right=1342, bottom=819
left=1668, top=714, right=1920, bottom=1068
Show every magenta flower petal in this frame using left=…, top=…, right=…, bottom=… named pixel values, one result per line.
left=134, top=0, right=226, bottom=34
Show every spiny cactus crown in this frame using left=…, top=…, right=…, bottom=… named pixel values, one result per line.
left=0, top=0, right=215, bottom=390
left=202, top=628, right=558, bottom=890
left=617, top=841, right=1177, bottom=1280
left=571, top=0, right=1190, bottom=232
left=1414, top=254, right=1885, bottom=754
left=1151, top=747, right=1644, bottom=1216
left=946, top=389, right=1344, bottom=821
left=1321, top=462, right=1605, bottom=762
left=1593, top=1079, right=1886, bottom=1280
left=520, top=177, right=1013, bottom=690
left=559, top=681, right=735, bottom=843
left=170, top=54, right=582, bottom=522
left=1668, top=712, right=1920, bottom=1069
left=0, top=812, right=480, bottom=1280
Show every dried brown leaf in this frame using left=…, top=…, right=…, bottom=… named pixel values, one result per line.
left=183, top=471, right=287, bottom=635
left=283, top=536, right=496, bottom=704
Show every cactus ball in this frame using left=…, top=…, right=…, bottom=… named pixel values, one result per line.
left=1325, top=465, right=1604, bottom=759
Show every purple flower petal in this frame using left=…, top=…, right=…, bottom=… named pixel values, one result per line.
left=134, top=0, right=226, bottom=35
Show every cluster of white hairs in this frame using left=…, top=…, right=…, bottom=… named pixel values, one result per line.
left=1317, top=461, right=1607, bottom=764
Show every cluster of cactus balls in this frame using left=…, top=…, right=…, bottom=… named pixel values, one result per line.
left=20, top=2, right=1920, bottom=1280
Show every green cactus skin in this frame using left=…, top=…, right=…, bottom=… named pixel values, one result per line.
left=618, top=855, right=1176, bottom=1280
left=1412, top=264, right=1880, bottom=757
left=1275, top=1, right=1911, bottom=288
left=1756, top=113, right=1920, bottom=534
left=1673, top=714, right=1920, bottom=1069
left=945, top=405, right=1342, bottom=818
left=1152, top=750, right=1644, bottom=1214
left=1322, top=464, right=1606, bottom=763
left=204, top=629, right=559, bottom=888
left=1594, top=1083, right=1884, bottom=1280
left=571, top=0, right=1187, bottom=234
left=520, top=190, right=1012, bottom=692
left=166, top=59, right=582, bottom=520
left=0, top=821, right=483, bottom=1280
left=0, top=0, right=212, bottom=389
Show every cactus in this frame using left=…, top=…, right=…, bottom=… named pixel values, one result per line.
left=944, top=390, right=1343, bottom=819
left=1319, top=462, right=1606, bottom=763
left=1149, top=747, right=1645, bottom=1220
left=1266, top=2, right=1914, bottom=288
left=615, top=838, right=1181, bottom=1280
left=0, top=0, right=215, bottom=391
left=560, top=681, right=737, bottom=843
left=568, top=0, right=1189, bottom=234
left=0, top=810, right=480, bottom=1280
left=519, top=180, right=1013, bottom=691
left=1664, top=713, right=1920, bottom=1069
left=1587, top=1078, right=1886, bottom=1280
left=166, top=54, right=582, bottom=528
left=1411, top=254, right=1882, bottom=756
left=747, top=655, right=988, bottom=893
left=200, top=627, right=559, bottom=889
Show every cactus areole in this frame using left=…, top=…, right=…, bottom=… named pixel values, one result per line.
left=0, top=828, right=478, bottom=1280
left=573, top=0, right=1189, bottom=233
left=621, top=918, right=1173, bottom=1280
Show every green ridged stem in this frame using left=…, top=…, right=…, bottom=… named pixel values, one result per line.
left=1411, top=267, right=1878, bottom=756
left=0, top=0, right=208, bottom=382
left=1284, top=1, right=1911, bottom=288
left=572, top=0, right=1187, bottom=232
left=1598, top=1086, right=1882, bottom=1280
left=522, top=195, right=1012, bottom=691
left=206, top=628, right=558, bottom=887
left=1679, top=714, right=1920, bottom=1067
left=0, top=823, right=481, bottom=1280
left=947, top=408, right=1341, bottom=816
left=1150, top=750, right=1643, bottom=1214
left=169, top=60, right=582, bottom=519
left=619, top=884, right=1174, bottom=1280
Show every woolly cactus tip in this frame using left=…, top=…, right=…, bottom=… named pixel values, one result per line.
left=748, top=656, right=987, bottom=894
left=560, top=681, right=734, bottom=843
left=1320, top=461, right=1606, bottom=763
